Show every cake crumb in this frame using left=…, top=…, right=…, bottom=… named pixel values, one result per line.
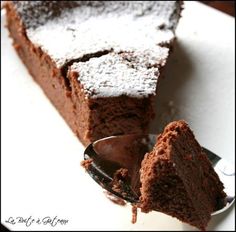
left=80, top=158, right=93, bottom=170
left=104, top=191, right=127, bottom=206
left=114, top=168, right=129, bottom=179
left=111, top=168, right=129, bottom=197
left=131, top=204, right=138, bottom=224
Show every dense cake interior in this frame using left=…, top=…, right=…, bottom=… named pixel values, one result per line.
left=67, top=51, right=163, bottom=142
left=5, top=1, right=182, bottom=145
left=140, top=120, right=226, bottom=230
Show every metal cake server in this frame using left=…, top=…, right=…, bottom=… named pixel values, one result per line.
left=83, top=134, right=235, bottom=215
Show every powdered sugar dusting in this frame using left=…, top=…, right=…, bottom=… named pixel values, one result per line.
left=14, top=1, right=181, bottom=67
left=13, top=1, right=182, bottom=98
left=70, top=52, right=161, bottom=98
left=69, top=47, right=169, bottom=98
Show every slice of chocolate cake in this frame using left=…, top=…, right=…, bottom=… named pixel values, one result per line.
left=139, top=120, right=226, bottom=230
left=4, top=1, right=183, bottom=145
left=67, top=50, right=167, bottom=143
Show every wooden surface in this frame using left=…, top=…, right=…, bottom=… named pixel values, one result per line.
left=200, top=1, right=235, bottom=17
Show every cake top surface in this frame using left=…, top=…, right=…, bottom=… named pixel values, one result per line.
left=70, top=48, right=169, bottom=98
left=12, top=1, right=182, bottom=98
left=13, top=1, right=181, bottom=66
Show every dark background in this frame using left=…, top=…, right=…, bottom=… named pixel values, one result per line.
left=200, top=1, right=235, bottom=17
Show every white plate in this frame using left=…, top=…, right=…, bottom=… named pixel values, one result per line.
left=1, top=1, right=235, bottom=231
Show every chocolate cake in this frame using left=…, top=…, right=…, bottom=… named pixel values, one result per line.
left=139, top=120, right=226, bottom=230
left=4, top=1, right=182, bottom=146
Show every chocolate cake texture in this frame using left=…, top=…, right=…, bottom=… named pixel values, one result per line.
left=4, top=1, right=182, bottom=145
left=139, top=120, right=226, bottom=230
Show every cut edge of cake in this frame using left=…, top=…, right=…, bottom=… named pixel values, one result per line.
left=3, top=1, right=183, bottom=146
left=139, top=120, right=226, bottom=230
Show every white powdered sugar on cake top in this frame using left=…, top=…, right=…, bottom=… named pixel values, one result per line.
left=70, top=47, right=169, bottom=98
left=13, top=1, right=182, bottom=98
left=14, top=1, right=181, bottom=67
left=70, top=53, right=158, bottom=99
left=27, top=13, right=174, bottom=67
